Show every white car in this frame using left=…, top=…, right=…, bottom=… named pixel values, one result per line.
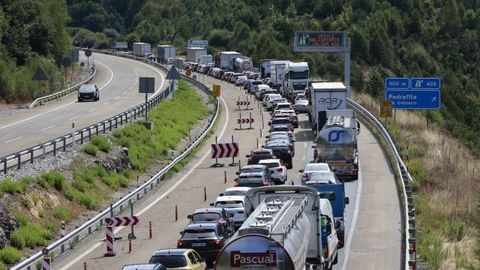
left=304, top=171, right=339, bottom=185
left=299, top=163, right=332, bottom=184
left=263, top=93, right=281, bottom=106
left=255, top=84, right=270, bottom=98
left=235, top=76, right=248, bottom=86
left=212, top=196, right=249, bottom=229
left=219, top=187, right=252, bottom=197
left=266, top=96, right=285, bottom=110
left=274, top=102, right=293, bottom=112
left=258, top=159, right=287, bottom=184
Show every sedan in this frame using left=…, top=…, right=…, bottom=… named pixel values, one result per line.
left=294, top=99, right=309, bottom=114
left=258, top=159, right=287, bottom=184
left=149, top=249, right=206, bottom=270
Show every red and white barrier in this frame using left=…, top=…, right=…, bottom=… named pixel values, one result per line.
left=107, top=216, right=139, bottom=226
left=105, top=225, right=115, bottom=256
left=211, top=143, right=239, bottom=158
left=41, top=257, right=51, bottom=270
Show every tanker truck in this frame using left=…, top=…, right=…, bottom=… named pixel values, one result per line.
left=313, top=109, right=360, bottom=181
left=215, top=186, right=338, bottom=269
left=234, top=57, right=253, bottom=72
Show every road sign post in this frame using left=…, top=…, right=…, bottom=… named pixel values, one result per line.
left=139, top=77, right=155, bottom=130
left=166, top=66, right=181, bottom=99
left=230, top=135, right=238, bottom=167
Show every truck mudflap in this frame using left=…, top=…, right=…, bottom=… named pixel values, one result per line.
left=327, top=161, right=358, bottom=181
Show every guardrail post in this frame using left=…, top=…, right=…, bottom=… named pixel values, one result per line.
left=16, top=153, right=20, bottom=169
left=30, top=149, right=34, bottom=164
left=63, top=137, right=67, bottom=151
left=102, top=122, right=106, bottom=134
left=120, top=115, right=123, bottom=126
left=3, top=158, right=6, bottom=174
left=115, top=117, right=118, bottom=128
left=109, top=119, right=112, bottom=132
left=88, top=128, right=92, bottom=141
left=80, top=130, right=84, bottom=144
left=53, top=141, right=57, bottom=156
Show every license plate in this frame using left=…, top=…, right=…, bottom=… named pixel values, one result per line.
left=192, top=242, right=206, bottom=247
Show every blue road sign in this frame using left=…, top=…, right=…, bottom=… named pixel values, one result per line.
left=410, top=77, right=441, bottom=90
left=386, top=90, right=441, bottom=109
left=385, top=77, right=409, bottom=89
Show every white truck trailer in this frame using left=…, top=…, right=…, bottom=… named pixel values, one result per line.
left=282, top=61, right=309, bottom=98
left=308, top=82, right=348, bottom=135
left=133, top=42, right=151, bottom=57
left=155, top=45, right=176, bottom=63
left=269, top=60, right=288, bottom=89
left=220, top=51, right=242, bottom=70
left=186, top=47, right=207, bottom=62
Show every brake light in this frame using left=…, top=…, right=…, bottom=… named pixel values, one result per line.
left=234, top=180, right=239, bottom=186
left=210, top=239, right=222, bottom=246
left=177, top=241, right=186, bottom=247
left=262, top=180, right=269, bottom=186
left=302, top=173, right=310, bottom=180
left=276, top=167, right=283, bottom=172
left=324, top=242, right=329, bottom=258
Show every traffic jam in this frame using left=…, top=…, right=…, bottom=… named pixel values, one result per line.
left=121, top=52, right=358, bottom=270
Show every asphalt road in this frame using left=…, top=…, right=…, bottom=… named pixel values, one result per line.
left=0, top=52, right=165, bottom=157
left=50, top=70, right=401, bottom=270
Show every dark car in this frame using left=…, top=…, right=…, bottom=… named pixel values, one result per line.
left=177, top=223, right=233, bottom=267
left=78, top=84, right=99, bottom=102
left=187, top=207, right=235, bottom=235
left=267, top=138, right=295, bottom=156
left=270, top=123, right=294, bottom=134
left=235, top=171, right=273, bottom=187
left=264, top=141, right=293, bottom=169
left=246, top=148, right=276, bottom=165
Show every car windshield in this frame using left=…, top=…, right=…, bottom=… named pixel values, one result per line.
left=149, top=255, right=187, bottom=268
left=306, top=164, right=330, bottom=172
left=182, top=229, right=216, bottom=239
left=122, top=265, right=159, bottom=270
left=241, top=168, right=264, bottom=173
left=272, top=119, right=289, bottom=125
left=79, top=85, right=95, bottom=93
left=215, top=201, right=244, bottom=208
left=260, top=162, right=279, bottom=168
left=224, top=190, right=248, bottom=196
left=192, top=213, right=220, bottom=222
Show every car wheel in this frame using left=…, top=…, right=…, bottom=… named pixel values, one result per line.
left=78, top=98, right=81, bottom=102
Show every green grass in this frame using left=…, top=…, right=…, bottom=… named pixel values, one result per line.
left=91, top=135, right=111, bottom=153
left=0, top=177, right=32, bottom=194
left=37, top=172, right=65, bottom=191
left=0, top=247, right=21, bottom=265
left=10, top=223, right=54, bottom=249
left=54, top=208, right=72, bottom=222
left=82, top=144, right=98, bottom=156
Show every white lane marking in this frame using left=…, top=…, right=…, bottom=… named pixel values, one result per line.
left=88, top=108, right=96, bottom=113
left=103, top=102, right=110, bottom=106
left=5, top=137, right=22, bottom=144
left=0, top=62, right=114, bottom=131
left=59, top=97, right=228, bottom=270
left=114, top=96, right=119, bottom=100
left=69, top=116, right=79, bottom=121
left=42, top=125, right=55, bottom=131
left=341, top=160, right=363, bottom=270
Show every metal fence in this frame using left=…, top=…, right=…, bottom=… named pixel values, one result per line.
left=348, top=99, right=416, bottom=270
left=28, top=68, right=97, bottom=109
left=10, top=53, right=218, bottom=270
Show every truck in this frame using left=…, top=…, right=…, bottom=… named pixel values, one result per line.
left=155, top=45, right=176, bottom=63
left=234, top=57, right=253, bottom=71
left=220, top=51, right=242, bottom=70
left=197, top=54, right=213, bottom=65
left=215, top=186, right=339, bottom=269
left=305, top=182, right=349, bottom=248
left=282, top=61, right=309, bottom=99
left=313, top=109, right=360, bottom=181
left=132, top=42, right=151, bottom=57
left=269, top=60, right=288, bottom=89
left=260, top=59, right=275, bottom=79
left=307, top=82, right=348, bottom=135
left=186, top=47, right=207, bottom=62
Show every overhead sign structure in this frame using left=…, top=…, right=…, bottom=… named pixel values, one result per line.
left=385, top=77, right=441, bottom=110
left=381, top=100, right=393, bottom=118
left=188, top=39, right=208, bottom=48
left=294, top=31, right=346, bottom=52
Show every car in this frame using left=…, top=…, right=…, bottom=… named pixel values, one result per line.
left=235, top=75, right=248, bottom=86
left=253, top=84, right=270, bottom=97
left=219, top=187, right=252, bottom=197
left=304, top=171, right=339, bottom=185
left=246, top=148, right=276, bottom=165
left=294, top=99, right=309, bottom=114
left=211, top=195, right=252, bottom=229
left=263, top=93, right=281, bottom=106
left=264, top=141, right=293, bottom=169
left=247, top=80, right=263, bottom=93
left=270, top=131, right=294, bottom=140
left=236, top=164, right=270, bottom=176
left=266, top=132, right=295, bottom=144
left=269, top=123, right=294, bottom=134
left=258, top=159, right=287, bottom=184
left=264, top=94, right=283, bottom=108
left=121, top=264, right=166, bottom=270
left=78, top=84, right=99, bottom=102
left=273, top=102, right=293, bottom=112
left=235, top=171, right=273, bottom=187
left=269, top=117, right=292, bottom=128
left=230, top=73, right=243, bottom=83
left=177, top=224, right=232, bottom=267
left=272, top=111, right=299, bottom=128
left=266, top=137, right=295, bottom=156
left=149, top=249, right=206, bottom=270
left=299, top=163, right=332, bottom=184
left=187, top=207, right=235, bottom=235
left=267, top=98, right=288, bottom=111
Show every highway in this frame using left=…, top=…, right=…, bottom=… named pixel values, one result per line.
left=46, top=66, right=401, bottom=270
left=0, top=52, right=166, bottom=157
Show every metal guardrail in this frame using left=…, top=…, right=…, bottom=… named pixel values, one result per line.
left=348, top=99, right=416, bottom=270
left=11, top=53, right=218, bottom=270
left=28, top=68, right=97, bottom=109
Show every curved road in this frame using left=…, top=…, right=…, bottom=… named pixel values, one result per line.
left=0, top=52, right=166, bottom=156
left=49, top=66, right=401, bottom=270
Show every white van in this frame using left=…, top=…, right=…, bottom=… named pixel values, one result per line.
left=320, top=198, right=339, bottom=270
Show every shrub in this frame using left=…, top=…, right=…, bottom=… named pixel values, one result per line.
left=0, top=247, right=21, bottom=264
left=92, top=135, right=111, bottom=152
left=101, top=174, right=119, bottom=189
left=82, top=144, right=98, bottom=156
left=94, top=166, right=107, bottom=177
left=13, top=213, right=29, bottom=226
left=38, top=172, right=65, bottom=191
left=0, top=179, right=21, bottom=193
left=10, top=224, right=50, bottom=249
left=74, top=192, right=97, bottom=210
left=72, top=179, right=89, bottom=192
left=54, top=208, right=72, bottom=222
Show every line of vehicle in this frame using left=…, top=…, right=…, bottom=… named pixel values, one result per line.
left=0, top=62, right=114, bottom=131
left=59, top=95, right=229, bottom=270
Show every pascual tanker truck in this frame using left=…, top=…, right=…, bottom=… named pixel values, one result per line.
left=215, top=186, right=338, bottom=270
left=313, top=109, right=360, bottom=181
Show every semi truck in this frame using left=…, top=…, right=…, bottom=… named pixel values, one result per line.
left=220, top=51, right=242, bottom=70
left=282, top=61, right=309, bottom=99
left=313, top=109, right=360, bottom=181
left=132, top=42, right=151, bottom=57
left=186, top=47, right=207, bottom=62
left=307, top=82, right=348, bottom=135
left=269, top=60, right=288, bottom=89
left=234, top=57, right=253, bottom=71
left=197, top=54, right=213, bottom=65
left=155, top=45, right=175, bottom=63
left=215, top=186, right=338, bottom=269
left=260, top=59, right=275, bottom=79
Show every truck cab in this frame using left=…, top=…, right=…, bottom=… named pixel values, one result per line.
left=282, top=61, right=309, bottom=99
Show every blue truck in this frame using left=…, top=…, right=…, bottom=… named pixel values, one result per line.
left=307, top=183, right=349, bottom=248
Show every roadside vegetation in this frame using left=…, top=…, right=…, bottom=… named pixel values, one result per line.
left=354, top=91, right=480, bottom=269
left=0, top=80, right=210, bottom=267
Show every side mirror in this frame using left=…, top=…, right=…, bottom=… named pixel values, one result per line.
left=246, top=155, right=251, bottom=158
left=219, top=193, right=224, bottom=196
left=345, top=197, right=350, bottom=205
left=299, top=169, right=304, bottom=173
left=187, top=214, right=192, bottom=219
left=236, top=172, right=240, bottom=175
left=209, top=203, right=214, bottom=206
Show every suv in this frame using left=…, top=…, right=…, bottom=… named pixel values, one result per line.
left=258, top=159, right=287, bottom=184
left=246, top=148, right=275, bottom=165
left=299, top=163, right=332, bottom=184
left=187, top=208, right=235, bottom=235
left=149, top=249, right=207, bottom=270
left=78, top=84, right=99, bottom=102
left=264, top=141, right=293, bottom=169
left=177, top=223, right=232, bottom=267
left=211, top=195, right=250, bottom=229
left=235, top=171, right=273, bottom=187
